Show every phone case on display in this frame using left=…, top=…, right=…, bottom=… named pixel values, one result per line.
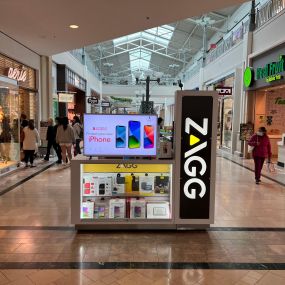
left=125, top=175, right=133, bottom=193
left=94, top=200, right=109, bottom=219
left=81, top=202, right=94, bottom=219
left=154, top=176, right=170, bottom=194
left=109, top=199, right=126, bottom=219
left=147, top=202, right=170, bottom=219
left=112, top=176, right=125, bottom=194
left=130, top=198, right=146, bottom=219
left=82, top=175, right=97, bottom=196
left=96, top=177, right=112, bottom=196
left=139, top=176, right=154, bottom=194
left=132, top=175, right=139, bottom=192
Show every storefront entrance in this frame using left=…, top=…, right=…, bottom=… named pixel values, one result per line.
left=253, top=84, right=285, bottom=158
left=0, top=76, right=19, bottom=174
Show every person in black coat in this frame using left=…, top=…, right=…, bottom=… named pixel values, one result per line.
left=44, top=118, right=61, bottom=162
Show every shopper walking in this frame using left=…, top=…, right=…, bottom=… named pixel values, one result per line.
left=23, top=120, right=40, bottom=167
left=72, top=115, right=83, bottom=156
left=248, top=127, right=272, bottom=184
left=56, top=117, right=75, bottom=166
left=54, top=117, right=63, bottom=164
left=44, top=118, right=57, bottom=161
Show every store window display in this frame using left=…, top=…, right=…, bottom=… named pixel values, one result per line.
left=0, top=77, right=20, bottom=173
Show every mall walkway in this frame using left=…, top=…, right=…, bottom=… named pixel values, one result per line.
left=0, top=157, right=284, bottom=284
left=0, top=157, right=284, bottom=227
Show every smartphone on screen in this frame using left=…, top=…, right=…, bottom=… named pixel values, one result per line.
left=128, top=121, right=141, bottom=148
left=144, top=125, right=154, bottom=148
left=116, top=126, right=126, bottom=148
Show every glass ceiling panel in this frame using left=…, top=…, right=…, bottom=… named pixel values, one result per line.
left=112, top=25, right=174, bottom=48
left=129, top=49, right=151, bottom=71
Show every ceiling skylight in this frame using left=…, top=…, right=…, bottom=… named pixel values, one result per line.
left=112, top=25, right=174, bottom=48
left=129, top=49, right=151, bottom=72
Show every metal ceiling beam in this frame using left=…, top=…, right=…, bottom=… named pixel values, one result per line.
left=92, top=39, right=188, bottom=64
left=186, top=18, right=227, bottom=34
left=209, top=11, right=228, bottom=19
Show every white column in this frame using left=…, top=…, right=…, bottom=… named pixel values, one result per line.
left=40, top=56, right=53, bottom=120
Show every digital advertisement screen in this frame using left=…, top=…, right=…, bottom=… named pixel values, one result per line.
left=84, top=114, right=157, bottom=156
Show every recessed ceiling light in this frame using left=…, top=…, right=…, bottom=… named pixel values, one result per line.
left=69, top=24, right=79, bottom=29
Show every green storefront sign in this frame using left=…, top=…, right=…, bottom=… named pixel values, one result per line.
left=244, top=55, right=285, bottom=88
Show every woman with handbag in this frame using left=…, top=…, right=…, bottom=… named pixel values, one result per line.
left=248, top=127, right=272, bottom=184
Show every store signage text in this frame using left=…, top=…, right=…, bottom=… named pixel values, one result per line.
left=58, top=93, right=74, bottom=103
left=179, top=95, right=213, bottom=220
left=256, top=55, right=285, bottom=80
left=87, top=97, right=99, bottom=105
left=116, top=164, right=138, bottom=169
left=101, top=101, right=110, bottom=107
left=7, top=67, right=27, bottom=82
left=215, top=87, right=232, bottom=95
left=244, top=55, right=285, bottom=87
left=183, top=118, right=208, bottom=200
left=266, top=74, right=283, bottom=83
left=275, top=97, right=285, bottom=105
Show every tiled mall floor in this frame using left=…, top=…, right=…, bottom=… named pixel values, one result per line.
left=0, top=269, right=285, bottom=285
left=0, top=157, right=284, bottom=284
left=0, top=157, right=284, bottom=227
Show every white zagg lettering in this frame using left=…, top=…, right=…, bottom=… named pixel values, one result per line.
left=185, top=118, right=208, bottom=135
left=183, top=118, right=208, bottom=200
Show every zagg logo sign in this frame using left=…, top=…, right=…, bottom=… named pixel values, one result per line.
left=179, top=95, right=214, bottom=220
left=183, top=118, right=208, bottom=199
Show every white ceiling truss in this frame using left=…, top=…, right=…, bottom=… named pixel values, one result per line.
left=84, top=5, right=240, bottom=85
left=90, top=39, right=192, bottom=64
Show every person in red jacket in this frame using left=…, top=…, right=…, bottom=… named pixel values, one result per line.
left=248, top=127, right=272, bottom=184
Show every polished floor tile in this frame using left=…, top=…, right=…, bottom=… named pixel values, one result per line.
left=0, top=269, right=284, bottom=285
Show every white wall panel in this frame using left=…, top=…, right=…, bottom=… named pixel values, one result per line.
left=252, top=9, right=285, bottom=55
left=52, top=52, right=101, bottom=96
left=203, top=42, right=244, bottom=84
left=0, top=32, right=40, bottom=70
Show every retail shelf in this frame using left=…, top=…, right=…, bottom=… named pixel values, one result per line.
left=82, top=193, right=169, bottom=198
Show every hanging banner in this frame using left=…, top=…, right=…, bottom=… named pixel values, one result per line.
left=175, top=91, right=217, bottom=223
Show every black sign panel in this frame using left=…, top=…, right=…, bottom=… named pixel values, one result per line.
left=101, top=101, right=110, bottom=107
left=180, top=96, right=213, bottom=219
left=215, top=87, right=232, bottom=95
left=87, top=97, right=99, bottom=105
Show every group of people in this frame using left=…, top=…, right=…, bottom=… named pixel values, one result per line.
left=21, top=115, right=83, bottom=167
left=44, top=116, right=83, bottom=166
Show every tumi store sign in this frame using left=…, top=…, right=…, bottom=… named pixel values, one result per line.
left=177, top=94, right=217, bottom=221
left=0, top=53, right=36, bottom=90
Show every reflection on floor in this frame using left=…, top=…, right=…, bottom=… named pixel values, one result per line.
left=0, top=157, right=284, bottom=227
left=0, top=157, right=284, bottom=283
left=0, top=229, right=285, bottom=263
left=0, top=269, right=285, bottom=285
left=218, top=150, right=285, bottom=186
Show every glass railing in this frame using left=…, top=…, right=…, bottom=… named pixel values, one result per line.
left=205, top=19, right=250, bottom=65
left=256, top=0, right=285, bottom=28
left=186, top=0, right=285, bottom=74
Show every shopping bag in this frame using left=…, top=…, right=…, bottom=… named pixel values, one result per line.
left=248, top=145, right=254, bottom=153
left=266, top=162, right=276, bottom=173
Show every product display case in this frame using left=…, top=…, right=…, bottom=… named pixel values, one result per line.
left=71, top=159, right=175, bottom=229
